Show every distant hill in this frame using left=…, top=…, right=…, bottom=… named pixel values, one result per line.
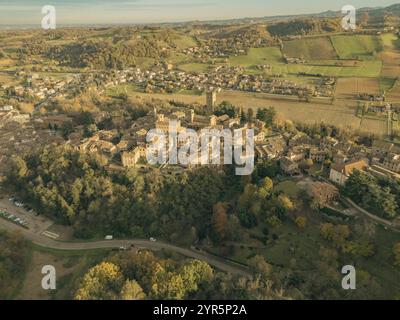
left=267, top=18, right=342, bottom=37
left=176, top=3, right=400, bottom=27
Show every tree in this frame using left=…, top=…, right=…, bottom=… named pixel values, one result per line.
left=114, top=251, right=161, bottom=291
left=253, top=160, right=279, bottom=179
left=343, top=240, right=375, bottom=258
left=212, top=202, right=228, bottom=240
left=248, top=255, right=272, bottom=279
left=214, top=101, right=236, bottom=118
left=180, top=260, right=213, bottom=293
left=120, top=280, right=146, bottom=300
left=256, top=107, right=276, bottom=127
left=295, top=216, right=307, bottom=229
left=260, top=177, right=273, bottom=194
left=225, top=215, right=244, bottom=241
left=320, top=223, right=351, bottom=249
left=151, top=271, right=186, bottom=300
left=9, top=156, right=28, bottom=180
left=75, top=262, right=124, bottom=300
left=345, top=170, right=398, bottom=219
left=266, top=215, right=282, bottom=228
left=278, top=194, right=295, bottom=212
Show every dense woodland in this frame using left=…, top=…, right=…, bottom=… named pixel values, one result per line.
left=74, top=250, right=286, bottom=300
left=6, top=143, right=292, bottom=242
left=345, top=170, right=400, bottom=219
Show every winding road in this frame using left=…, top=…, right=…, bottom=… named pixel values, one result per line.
left=0, top=217, right=250, bottom=276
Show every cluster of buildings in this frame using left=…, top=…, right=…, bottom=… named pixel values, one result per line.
left=4, top=73, right=76, bottom=102
left=65, top=92, right=266, bottom=171
left=358, top=92, right=385, bottom=102
left=2, top=71, right=111, bottom=112
left=284, top=56, right=306, bottom=64
left=0, top=105, right=64, bottom=181
left=119, top=64, right=331, bottom=98
left=366, top=102, right=400, bottom=114
left=0, top=106, right=30, bottom=128
left=182, top=37, right=270, bottom=59
left=252, top=126, right=400, bottom=186
left=119, top=105, right=265, bottom=169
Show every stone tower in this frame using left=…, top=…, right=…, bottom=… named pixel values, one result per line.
left=206, top=90, right=217, bottom=114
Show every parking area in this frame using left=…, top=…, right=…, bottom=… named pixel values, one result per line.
left=0, top=197, right=54, bottom=234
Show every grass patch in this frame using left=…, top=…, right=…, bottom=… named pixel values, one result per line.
left=173, top=35, right=198, bottom=50
left=275, top=180, right=301, bottom=197
left=283, top=37, right=337, bottom=60
left=381, top=33, right=400, bottom=49
left=229, top=47, right=283, bottom=67
left=331, top=35, right=383, bottom=60
left=178, top=63, right=210, bottom=73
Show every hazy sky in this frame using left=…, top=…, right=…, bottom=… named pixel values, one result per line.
left=0, top=0, right=398, bottom=25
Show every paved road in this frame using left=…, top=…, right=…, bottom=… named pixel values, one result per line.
left=0, top=217, right=250, bottom=276
left=344, top=197, right=400, bottom=233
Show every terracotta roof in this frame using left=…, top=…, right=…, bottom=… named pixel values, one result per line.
left=331, top=160, right=367, bottom=176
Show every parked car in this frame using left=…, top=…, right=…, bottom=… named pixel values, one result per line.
left=105, top=235, right=113, bottom=240
left=149, top=237, right=157, bottom=242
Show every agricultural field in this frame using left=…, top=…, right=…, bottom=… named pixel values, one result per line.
left=359, top=117, right=388, bottom=135
left=178, top=62, right=210, bottom=73
left=335, top=77, right=381, bottom=99
left=387, top=79, right=400, bottom=102
left=229, top=47, right=283, bottom=68
left=287, top=60, right=382, bottom=77
left=381, top=33, right=400, bottom=49
left=283, top=37, right=337, bottom=60
left=380, top=33, right=400, bottom=78
left=127, top=90, right=389, bottom=134
left=227, top=43, right=382, bottom=77
left=331, top=35, right=383, bottom=60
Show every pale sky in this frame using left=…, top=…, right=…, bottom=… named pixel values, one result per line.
left=0, top=0, right=398, bottom=25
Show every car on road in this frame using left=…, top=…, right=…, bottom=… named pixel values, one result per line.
left=105, top=235, right=113, bottom=240
left=149, top=237, right=157, bottom=242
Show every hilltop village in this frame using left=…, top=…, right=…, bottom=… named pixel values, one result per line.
left=2, top=89, right=399, bottom=185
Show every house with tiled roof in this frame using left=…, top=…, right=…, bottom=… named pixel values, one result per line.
left=329, top=160, right=367, bottom=186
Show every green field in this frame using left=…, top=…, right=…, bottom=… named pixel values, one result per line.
left=227, top=44, right=382, bottom=77
left=287, top=60, right=382, bottom=77
left=275, top=180, right=301, bottom=197
left=331, top=35, right=383, bottom=59
left=178, top=62, right=210, bottom=73
left=381, top=33, right=400, bottom=49
left=173, top=35, right=198, bottom=50
left=283, top=37, right=337, bottom=60
left=229, top=47, right=283, bottom=67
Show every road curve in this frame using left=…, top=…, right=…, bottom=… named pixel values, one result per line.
left=0, top=218, right=250, bottom=276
